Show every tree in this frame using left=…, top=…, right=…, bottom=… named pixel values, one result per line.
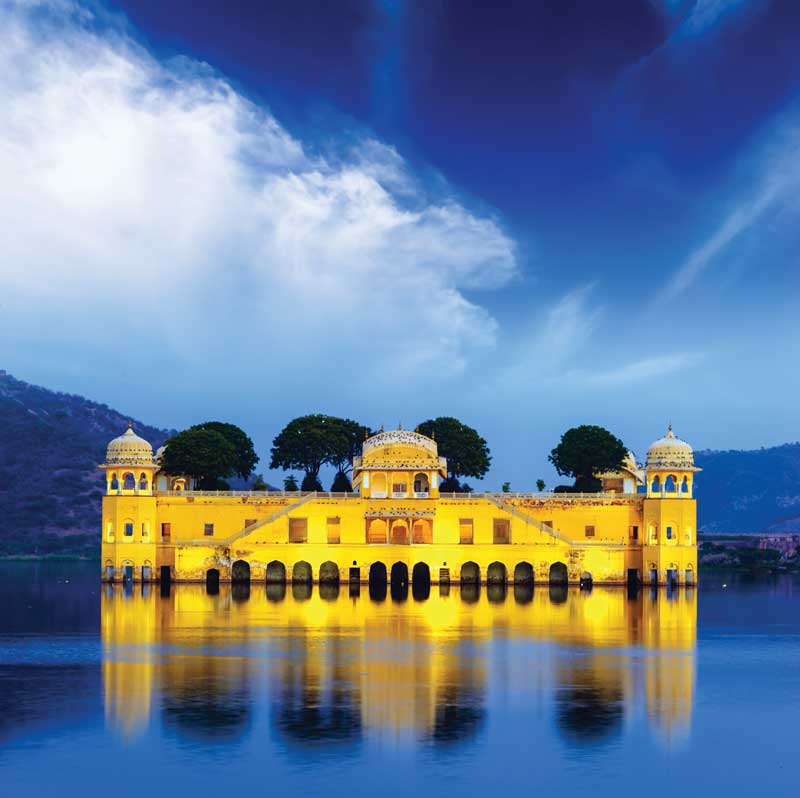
left=190, top=421, right=259, bottom=480
left=548, top=425, right=626, bottom=493
left=301, top=473, right=323, bottom=492
left=283, top=474, right=299, bottom=491
left=501, top=482, right=511, bottom=493
left=536, top=479, right=546, bottom=492
left=270, top=415, right=338, bottom=485
left=417, top=417, right=491, bottom=483
left=328, top=417, right=372, bottom=475
left=270, top=414, right=370, bottom=487
left=161, top=428, right=238, bottom=490
left=330, top=471, right=353, bottom=492
left=252, top=474, right=268, bottom=491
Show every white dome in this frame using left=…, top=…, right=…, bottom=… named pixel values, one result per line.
left=106, top=424, right=154, bottom=466
left=646, top=425, right=694, bottom=470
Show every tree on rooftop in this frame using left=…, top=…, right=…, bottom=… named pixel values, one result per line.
left=270, top=414, right=338, bottom=487
left=417, top=417, right=491, bottom=486
left=161, top=428, right=238, bottom=490
left=548, top=425, right=626, bottom=493
left=190, top=421, right=259, bottom=481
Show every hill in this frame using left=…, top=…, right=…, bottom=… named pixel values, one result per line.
left=0, top=371, right=172, bottom=557
left=695, top=444, right=800, bottom=533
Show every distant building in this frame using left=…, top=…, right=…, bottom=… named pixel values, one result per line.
left=99, top=424, right=699, bottom=586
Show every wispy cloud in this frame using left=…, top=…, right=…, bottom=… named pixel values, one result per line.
left=564, top=353, right=702, bottom=387
left=664, top=117, right=800, bottom=299
left=0, top=0, right=516, bottom=388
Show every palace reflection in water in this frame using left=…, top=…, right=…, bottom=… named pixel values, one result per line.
left=101, top=582, right=696, bottom=751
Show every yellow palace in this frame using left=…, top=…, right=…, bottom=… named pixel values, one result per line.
left=100, top=425, right=699, bottom=586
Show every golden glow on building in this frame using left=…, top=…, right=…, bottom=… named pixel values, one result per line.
left=100, top=425, right=698, bottom=586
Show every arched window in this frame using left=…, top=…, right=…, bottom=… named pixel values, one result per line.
left=666, top=525, right=673, bottom=540
left=651, top=475, right=660, bottom=493
left=122, top=472, right=136, bottom=491
left=139, top=473, right=148, bottom=492
left=110, top=473, right=119, bottom=491
left=664, top=475, right=677, bottom=492
left=681, top=476, right=689, bottom=493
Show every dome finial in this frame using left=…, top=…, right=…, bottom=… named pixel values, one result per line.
left=398, top=419, right=402, bottom=430
left=127, top=420, right=133, bottom=430
left=667, top=421, right=674, bottom=438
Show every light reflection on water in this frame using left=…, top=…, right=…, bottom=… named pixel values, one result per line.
left=101, top=579, right=696, bottom=750
left=6, top=563, right=800, bottom=796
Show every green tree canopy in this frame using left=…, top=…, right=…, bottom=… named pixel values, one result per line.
left=161, top=428, right=238, bottom=490
left=283, top=474, right=299, bottom=491
left=330, top=470, right=353, bottom=492
left=190, top=421, right=259, bottom=480
left=548, top=425, right=626, bottom=493
left=327, top=417, right=372, bottom=475
left=270, top=414, right=370, bottom=486
left=270, top=414, right=338, bottom=480
left=417, top=417, right=491, bottom=481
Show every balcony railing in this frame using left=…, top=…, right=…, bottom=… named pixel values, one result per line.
left=391, top=491, right=408, bottom=499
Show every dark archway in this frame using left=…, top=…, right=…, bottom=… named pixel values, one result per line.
left=319, top=561, right=340, bottom=584
left=580, top=571, right=593, bottom=590
left=549, top=562, right=568, bottom=585
left=292, top=561, right=312, bottom=584
left=390, top=562, right=409, bottom=601
left=368, top=562, right=387, bottom=601
left=514, top=562, right=534, bottom=584
left=231, top=560, right=250, bottom=583
left=412, top=562, right=431, bottom=601
left=206, top=568, right=220, bottom=593
left=391, top=562, right=409, bottom=586
left=460, top=561, right=480, bottom=584
left=487, top=561, right=507, bottom=585
left=266, top=560, right=286, bottom=584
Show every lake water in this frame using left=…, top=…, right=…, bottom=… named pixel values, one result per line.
left=1, top=562, right=798, bottom=796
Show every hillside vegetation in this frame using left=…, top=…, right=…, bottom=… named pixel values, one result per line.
left=0, top=371, right=170, bottom=557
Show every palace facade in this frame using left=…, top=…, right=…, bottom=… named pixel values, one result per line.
left=100, top=425, right=699, bottom=586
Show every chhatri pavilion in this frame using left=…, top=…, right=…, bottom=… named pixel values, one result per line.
left=99, top=425, right=699, bottom=586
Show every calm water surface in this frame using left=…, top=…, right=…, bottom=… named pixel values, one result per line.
left=1, top=562, right=798, bottom=796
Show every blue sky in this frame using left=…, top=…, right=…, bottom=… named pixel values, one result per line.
left=1, top=0, right=799, bottom=488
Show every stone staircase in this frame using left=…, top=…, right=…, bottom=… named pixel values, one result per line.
left=185, top=491, right=320, bottom=547
left=483, top=495, right=573, bottom=544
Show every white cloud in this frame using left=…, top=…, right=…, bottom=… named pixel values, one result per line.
left=0, top=0, right=516, bottom=387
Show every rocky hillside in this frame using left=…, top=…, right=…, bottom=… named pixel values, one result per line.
left=695, top=444, right=800, bottom=533
left=0, top=371, right=171, bottom=556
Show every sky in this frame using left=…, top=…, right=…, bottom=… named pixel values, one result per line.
left=1, top=0, right=800, bottom=489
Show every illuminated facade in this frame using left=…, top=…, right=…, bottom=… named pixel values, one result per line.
left=100, top=424, right=699, bottom=586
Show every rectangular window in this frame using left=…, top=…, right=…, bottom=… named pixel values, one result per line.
left=493, top=519, right=510, bottom=544
left=327, top=516, right=341, bottom=544
left=630, top=525, right=639, bottom=540
left=204, top=523, right=214, bottom=537
left=289, top=518, right=308, bottom=543
left=124, top=522, right=133, bottom=537
left=666, top=526, right=673, bottom=540
left=459, top=518, right=474, bottom=544
left=585, top=525, right=595, bottom=538
left=161, top=522, right=171, bottom=539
